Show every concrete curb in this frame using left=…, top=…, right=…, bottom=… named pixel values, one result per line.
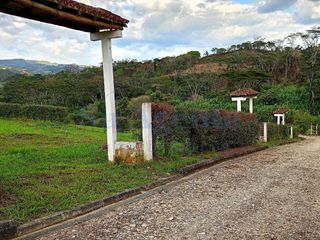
left=10, top=144, right=268, bottom=239
left=177, top=146, right=268, bottom=175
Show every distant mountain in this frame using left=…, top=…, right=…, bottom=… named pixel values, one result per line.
left=0, top=59, right=82, bottom=75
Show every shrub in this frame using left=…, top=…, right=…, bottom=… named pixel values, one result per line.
left=0, top=102, right=21, bottom=118
left=117, top=117, right=130, bottom=131
left=22, top=104, right=69, bottom=122
left=0, top=102, right=70, bottom=122
left=292, top=110, right=316, bottom=134
left=267, top=123, right=292, bottom=141
left=152, top=103, right=259, bottom=156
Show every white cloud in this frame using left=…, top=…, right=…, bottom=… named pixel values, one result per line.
left=0, top=0, right=318, bottom=65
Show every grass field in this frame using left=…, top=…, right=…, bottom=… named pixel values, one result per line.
left=0, top=118, right=216, bottom=223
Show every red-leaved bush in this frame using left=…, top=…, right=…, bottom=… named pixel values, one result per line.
left=152, top=103, right=259, bottom=156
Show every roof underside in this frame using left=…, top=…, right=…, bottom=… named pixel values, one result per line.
left=0, top=0, right=129, bottom=32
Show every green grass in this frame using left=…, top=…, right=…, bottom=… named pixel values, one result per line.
left=0, top=118, right=216, bottom=223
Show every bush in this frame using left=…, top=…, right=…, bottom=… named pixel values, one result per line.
left=267, top=123, right=292, bottom=141
left=152, top=103, right=259, bottom=156
left=0, top=102, right=70, bottom=122
left=0, top=102, right=21, bottom=118
left=292, top=110, right=316, bottom=134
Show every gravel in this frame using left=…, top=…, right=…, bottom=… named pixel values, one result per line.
left=37, top=137, right=320, bottom=240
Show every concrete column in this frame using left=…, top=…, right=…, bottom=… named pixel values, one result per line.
left=237, top=100, right=242, bottom=112
left=290, top=126, right=293, bottom=139
left=142, top=103, right=153, bottom=161
left=232, top=97, right=246, bottom=112
left=277, top=116, right=281, bottom=125
left=282, top=114, right=285, bottom=125
left=249, top=97, right=253, bottom=114
left=263, top=122, right=268, bottom=142
left=91, top=30, right=122, bottom=161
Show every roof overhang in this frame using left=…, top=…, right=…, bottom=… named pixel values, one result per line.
left=0, top=0, right=129, bottom=32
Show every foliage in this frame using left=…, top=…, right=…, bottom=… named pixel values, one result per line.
left=1, top=27, right=319, bottom=134
left=0, top=102, right=69, bottom=122
left=292, top=110, right=317, bottom=134
left=0, top=118, right=217, bottom=223
left=152, top=103, right=259, bottom=156
left=267, top=123, right=292, bottom=141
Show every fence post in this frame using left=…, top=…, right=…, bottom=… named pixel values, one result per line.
left=316, top=124, right=318, bottom=135
left=311, top=124, right=313, bottom=135
left=263, top=122, right=268, bottom=142
left=290, top=126, right=293, bottom=139
left=142, top=103, right=153, bottom=161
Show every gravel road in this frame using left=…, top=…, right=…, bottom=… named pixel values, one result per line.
left=37, top=137, right=320, bottom=240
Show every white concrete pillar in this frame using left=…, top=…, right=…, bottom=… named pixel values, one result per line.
left=290, top=126, right=293, bottom=139
left=91, top=30, right=122, bottom=161
left=263, top=122, right=268, bottom=142
left=277, top=116, right=281, bottom=125
left=249, top=98, right=254, bottom=114
left=282, top=115, right=285, bottom=125
left=232, top=97, right=246, bottom=112
left=142, top=103, right=153, bottom=161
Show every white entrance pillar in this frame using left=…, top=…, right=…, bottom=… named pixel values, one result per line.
left=91, top=30, right=122, bottom=161
left=142, top=103, right=153, bottom=161
left=232, top=97, right=246, bottom=112
left=290, top=126, right=294, bottom=139
left=248, top=96, right=257, bottom=114
left=274, top=114, right=284, bottom=125
left=276, top=115, right=281, bottom=125
left=249, top=98, right=253, bottom=114
left=282, top=114, right=285, bottom=125
left=263, top=122, right=268, bottom=142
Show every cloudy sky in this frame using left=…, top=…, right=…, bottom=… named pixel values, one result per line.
left=0, top=0, right=319, bottom=65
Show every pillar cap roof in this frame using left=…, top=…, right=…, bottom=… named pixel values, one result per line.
left=230, top=88, right=259, bottom=97
left=273, top=108, right=289, bottom=114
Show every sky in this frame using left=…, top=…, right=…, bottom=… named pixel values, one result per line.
left=0, top=0, right=319, bottom=65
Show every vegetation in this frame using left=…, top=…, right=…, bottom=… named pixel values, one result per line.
left=0, top=26, right=319, bottom=224
left=152, top=103, right=259, bottom=156
left=0, top=27, right=319, bottom=132
left=0, top=102, right=69, bottom=122
left=0, top=118, right=217, bottom=223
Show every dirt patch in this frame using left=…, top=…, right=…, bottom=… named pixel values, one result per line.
left=9, top=134, right=38, bottom=140
left=0, top=188, right=17, bottom=206
left=181, top=62, right=228, bottom=75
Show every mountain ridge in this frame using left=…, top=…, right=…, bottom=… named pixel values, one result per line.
left=0, top=58, right=84, bottom=75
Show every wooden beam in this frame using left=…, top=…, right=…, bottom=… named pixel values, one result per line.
left=0, top=0, right=124, bottom=32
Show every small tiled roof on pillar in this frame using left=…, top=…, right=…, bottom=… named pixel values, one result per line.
left=273, top=108, right=289, bottom=114
left=0, top=0, right=129, bottom=32
left=230, top=88, right=259, bottom=97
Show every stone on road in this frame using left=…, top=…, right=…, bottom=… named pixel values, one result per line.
left=38, top=137, right=320, bottom=240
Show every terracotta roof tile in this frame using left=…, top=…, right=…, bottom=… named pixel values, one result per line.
left=230, top=88, right=259, bottom=97
left=46, top=0, right=129, bottom=26
left=273, top=108, right=289, bottom=114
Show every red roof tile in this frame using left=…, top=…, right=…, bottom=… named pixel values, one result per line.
left=1, top=0, right=129, bottom=32
left=230, top=88, right=259, bottom=97
left=48, top=0, right=129, bottom=26
left=273, top=108, right=289, bottom=114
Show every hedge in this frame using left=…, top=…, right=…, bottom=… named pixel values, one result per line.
left=267, top=123, right=298, bottom=141
left=0, top=102, right=69, bottom=122
left=152, top=103, right=259, bottom=156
